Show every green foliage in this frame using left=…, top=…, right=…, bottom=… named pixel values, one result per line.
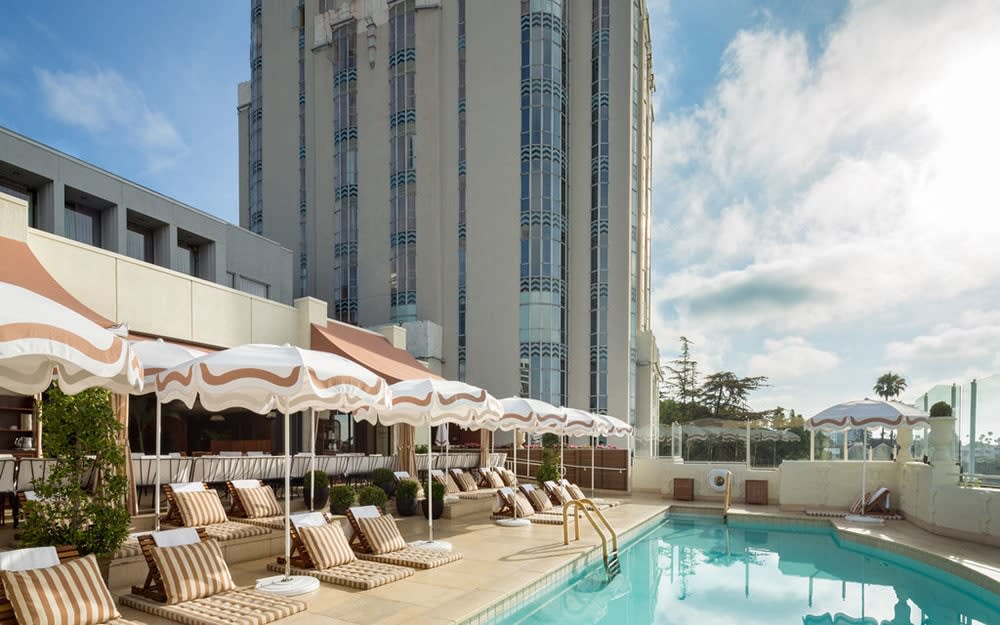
left=428, top=480, right=446, bottom=502
left=415, top=444, right=428, bottom=454
left=357, top=485, right=388, bottom=509
left=22, top=384, right=130, bottom=556
left=541, top=433, right=559, bottom=448
left=329, top=484, right=356, bottom=513
left=536, top=448, right=561, bottom=483
left=873, top=372, right=908, bottom=401
left=699, top=371, right=769, bottom=419
left=930, top=401, right=953, bottom=417
left=395, top=479, right=420, bottom=501
left=370, top=467, right=395, bottom=486
left=663, top=336, right=699, bottom=409
left=303, top=470, right=329, bottom=490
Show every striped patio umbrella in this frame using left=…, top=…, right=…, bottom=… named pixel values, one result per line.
left=155, top=343, right=391, bottom=595
left=0, top=283, right=143, bottom=395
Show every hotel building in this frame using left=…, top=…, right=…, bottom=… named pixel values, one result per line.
left=237, top=0, right=659, bottom=444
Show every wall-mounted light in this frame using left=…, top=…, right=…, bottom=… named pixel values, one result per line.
left=209, top=414, right=225, bottom=423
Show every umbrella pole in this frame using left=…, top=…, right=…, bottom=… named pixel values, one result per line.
left=860, top=429, right=868, bottom=517
left=427, top=423, right=434, bottom=543
left=560, top=436, right=564, bottom=479
left=590, top=438, right=595, bottom=497
left=283, top=408, right=291, bottom=580
left=513, top=429, right=518, bottom=520
left=154, top=401, right=161, bottom=532
left=309, top=408, right=316, bottom=511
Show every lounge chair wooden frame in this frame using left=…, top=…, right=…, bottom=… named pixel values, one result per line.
left=130, top=528, right=210, bottom=603
left=343, top=508, right=463, bottom=569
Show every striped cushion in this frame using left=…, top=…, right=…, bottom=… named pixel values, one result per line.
left=513, top=492, right=535, bottom=517
left=432, top=473, right=459, bottom=495
left=151, top=540, right=236, bottom=604
left=567, top=483, right=586, bottom=500
left=553, top=485, right=573, bottom=505
left=499, top=468, right=517, bottom=487
left=485, top=472, right=504, bottom=489
left=527, top=489, right=553, bottom=512
left=237, top=486, right=282, bottom=518
left=0, top=554, right=120, bottom=625
left=456, top=472, right=478, bottom=491
left=172, top=490, right=227, bottom=526
left=358, top=515, right=406, bottom=555
left=298, top=522, right=356, bottom=569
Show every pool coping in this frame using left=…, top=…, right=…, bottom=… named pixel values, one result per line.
left=457, top=505, right=1000, bottom=625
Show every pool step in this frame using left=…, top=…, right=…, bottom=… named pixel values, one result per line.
left=606, top=551, right=621, bottom=580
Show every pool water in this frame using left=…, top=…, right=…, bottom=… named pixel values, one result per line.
left=489, top=515, right=1000, bottom=625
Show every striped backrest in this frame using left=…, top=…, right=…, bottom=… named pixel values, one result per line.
left=357, top=514, right=407, bottom=555
left=431, top=470, right=459, bottom=494
left=452, top=470, right=477, bottom=492
left=566, top=483, right=585, bottom=500
left=150, top=540, right=235, bottom=604
left=0, top=553, right=119, bottom=625
left=297, top=522, right=356, bottom=569
left=485, top=471, right=504, bottom=489
left=526, top=488, right=553, bottom=512
left=237, top=485, right=283, bottom=518
left=512, top=492, right=535, bottom=517
left=499, top=468, right=517, bottom=487
left=172, top=490, right=228, bottom=526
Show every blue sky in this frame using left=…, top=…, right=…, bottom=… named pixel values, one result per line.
left=2, top=1, right=1000, bottom=429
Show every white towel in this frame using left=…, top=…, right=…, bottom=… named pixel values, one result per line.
left=170, top=482, right=204, bottom=493
left=290, top=512, right=326, bottom=528
left=393, top=471, right=410, bottom=479
left=0, top=546, right=59, bottom=571
left=350, top=505, right=380, bottom=520
left=152, top=527, right=200, bottom=547
left=231, top=479, right=260, bottom=490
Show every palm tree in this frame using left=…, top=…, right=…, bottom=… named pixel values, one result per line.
left=873, top=372, right=907, bottom=400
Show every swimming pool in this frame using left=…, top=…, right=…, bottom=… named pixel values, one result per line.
left=486, top=515, right=1000, bottom=625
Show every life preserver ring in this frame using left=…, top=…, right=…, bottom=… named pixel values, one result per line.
left=707, top=469, right=729, bottom=493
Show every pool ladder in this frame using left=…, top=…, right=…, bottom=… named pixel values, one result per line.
left=562, top=499, right=621, bottom=581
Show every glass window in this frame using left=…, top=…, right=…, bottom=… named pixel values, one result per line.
left=64, top=203, right=101, bottom=247
left=177, top=243, right=199, bottom=278
left=126, top=224, right=154, bottom=263
left=235, top=275, right=268, bottom=298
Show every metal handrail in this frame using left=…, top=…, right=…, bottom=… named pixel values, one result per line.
left=723, top=470, right=733, bottom=515
left=561, top=498, right=619, bottom=572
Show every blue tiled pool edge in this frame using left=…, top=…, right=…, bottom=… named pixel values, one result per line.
left=455, top=508, right=671, bottom=625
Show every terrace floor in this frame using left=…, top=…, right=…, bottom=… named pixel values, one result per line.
left=9, top=492, right=1000, bottom=625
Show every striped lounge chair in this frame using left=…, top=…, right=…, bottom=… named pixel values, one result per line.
left=227, top=479, right=334, bottom=530
left=344, top=506, right=463, bottom=569
left=266, top=512, right=413, bottom=589
left=122, top=527, right=307, bottom=625
left=557, top=479, right=621, bottom=508
left=0, top=546, right=141, bottom=625
left=163, top=482, right=271, bottom=541
left=448, top=469, right=496, bottom=500
left=491, top=487, right=562, bottom=525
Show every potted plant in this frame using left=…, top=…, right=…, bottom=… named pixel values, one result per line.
left=302, top=470, right=330, bottom=509
left=357, top=485, right=388, bottom=511
left=395, top=479, right=420, bottom=517
left=929, top=401, right=952, bottom=417
left=536, top=449, right=561, bottom=484
left=21, top=384, right=130, bottom=582
left=421, top=480, right=446, bottom=520
left=329, top=484, right=356, bottom=515
left=370, top=467, right=397, bottom=498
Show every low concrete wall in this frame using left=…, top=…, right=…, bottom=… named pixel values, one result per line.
left=632, top=458, right=780, bottom=503
left=779, top=460, right=900, bottom=511
left=900, top=462, right=1000, bottom=546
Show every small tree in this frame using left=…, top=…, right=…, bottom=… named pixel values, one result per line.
left=22, top=384, right=130, bottom=556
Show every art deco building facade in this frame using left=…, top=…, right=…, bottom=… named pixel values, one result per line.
left=238, top=0, right=658, bottom=439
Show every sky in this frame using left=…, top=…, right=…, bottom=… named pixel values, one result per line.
left=2, top=2, right=1000, bottom=426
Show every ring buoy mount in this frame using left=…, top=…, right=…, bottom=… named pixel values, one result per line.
left=707, top=468, right=729, bottom=493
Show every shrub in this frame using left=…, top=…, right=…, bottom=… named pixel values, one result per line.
left=415, top=444, right=428, bottom=454
left=535, top=448, right=561, bottom=483
left=329, top=484, right=356, bottom=514
left=22, top=384, right=130, bottom=556
left=303, top=470, right=329, bottom=490
left=370, top=467, right=395, bottom=486
left=357, top=485, right=388, bottom=510
left=541, top=433, right=560, bottom=448
left=929, top=401, right=953, bottom=417
left=396, top=479, right=420, bottom=501
left=429, top=480, right=446, bottom=502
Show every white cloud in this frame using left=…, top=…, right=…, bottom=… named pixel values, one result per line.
left=35, top=67, right=187, bottom=173
left=652, top=0, right=1000, bottom=337
left=749, top=336, right=839, bottom=381
left=886, top=310, right=1000, bottom=370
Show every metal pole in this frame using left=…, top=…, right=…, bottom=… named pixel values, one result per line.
left=590, top=437, right=595, bottom=496
left=309, top=408, right=316, bottom=511
left=154, top=401, right=161, bottom=531
left=427, top=423, right=434, bottom=543
left=745, top=418, right=751, bottom=468
left=970, top=379, right=978, bottom=478
left=626, top=433, right=632, bottom=494
left=283, top=408, right=291, bottom=579
left=859, top=429, right=868, bottom=517
left=809, top=430, right=815, bottom=461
